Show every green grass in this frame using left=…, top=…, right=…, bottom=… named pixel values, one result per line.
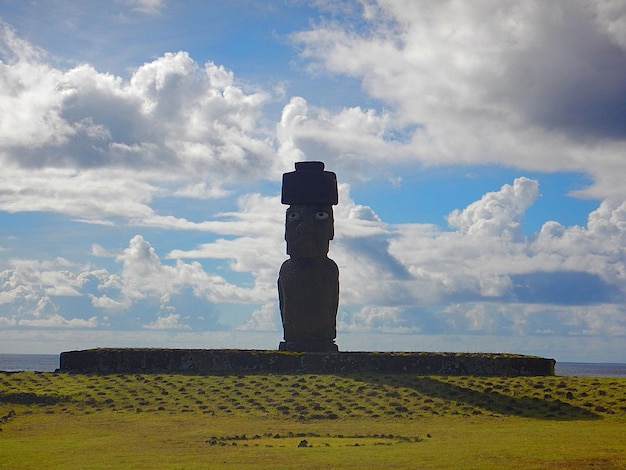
left=1, top=372, right=625, bottom=469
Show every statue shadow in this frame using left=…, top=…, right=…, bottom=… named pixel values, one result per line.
left=355, top=375, right=600, bottom=421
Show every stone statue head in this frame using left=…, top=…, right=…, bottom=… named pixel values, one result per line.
left=285, top=204, right=334, bottom=257
left=281, top=161, right=338, bottom=258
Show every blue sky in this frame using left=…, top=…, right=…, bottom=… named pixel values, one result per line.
left=1, top=0, right=625, bottom=362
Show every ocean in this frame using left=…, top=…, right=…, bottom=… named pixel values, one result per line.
left=0, top=354, right=60, bottom=372
left=0, top=354, right=625, bottom=377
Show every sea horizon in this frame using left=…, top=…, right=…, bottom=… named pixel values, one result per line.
left=1, top=353, right=625, bottom=377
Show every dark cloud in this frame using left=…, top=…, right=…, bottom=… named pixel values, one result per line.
left=511, top=271, right=624, bottom=305
left=340, top=236, right=412, bottom=281
left=502, top=3, right=626, bottom=139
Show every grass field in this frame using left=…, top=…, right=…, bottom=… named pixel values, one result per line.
left=1, top=371, right=625, bottom=469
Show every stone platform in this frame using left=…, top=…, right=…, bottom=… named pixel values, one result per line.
left=59, top=348, right=555, bottom=376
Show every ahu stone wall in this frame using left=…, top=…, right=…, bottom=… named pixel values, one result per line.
left=59, top=348, right=555, bottom=376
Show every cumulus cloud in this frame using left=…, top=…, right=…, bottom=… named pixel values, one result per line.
left=0, top=258, right=105, bottom=329
left=89, top=294, right=131, bottom=310
left=236, top=303, right=280, bottom=332
left=144, top=312, right=191, bottom=331
left=447, top=177, right=539, bottom=240
left=119, top=235, right=263, bottom=304
left=377, top=178, right=625, bottom=336
left=292, top=0, right=626, bottom=197
left=276, top=96, right=411, bottom=180
left=0, top=235, right=257, bottom=330
left=0, top=28, right=278, bottom=223
left=339, top=306, right=417, bottom=334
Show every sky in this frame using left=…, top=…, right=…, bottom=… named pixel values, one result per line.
left=0, top=0, right=625, bottom=362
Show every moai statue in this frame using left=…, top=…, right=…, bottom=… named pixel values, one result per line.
left=278, top=161, right=339, bottom=352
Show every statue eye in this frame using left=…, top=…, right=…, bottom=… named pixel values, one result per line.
left=315, top=211, right=329, bottom=220
left=287, top=211, right=301, bottom=221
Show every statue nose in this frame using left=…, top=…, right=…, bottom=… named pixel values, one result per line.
left=295, top=218, right=313, bottom=234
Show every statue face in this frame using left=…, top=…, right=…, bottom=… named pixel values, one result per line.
left=285, top=204, right=334, bottom=257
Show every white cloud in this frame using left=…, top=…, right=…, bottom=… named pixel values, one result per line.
left=387, top=178, right=626, bottom=308
left=236, top=303, right=280, bottom=332
left=89, top=294, right=131, bottom=310
left=121, top=0, right=165, bottom=15
left=119, top=235, right=262, bottom=304
left=18, top=313, right=99, bottom=328
left=1, top=258, right=83, bottom=301
left=143, top=312, right=191, bottom=331
left=166, top=193, right=285, bottom=295
left=339, top=305, right=417, bottom=333
left=173, top=182, right=232, bottom=199
left=292, top=0, right=626, bottom=198
left=0, top=25, right=72, bottom=148
left=0, top=167, right=158, bottom=221
left=91, top=244, right=116, bottom=257
left=276, top=96, right=410, bottom=180
left=0, top=31, right=278, bottom=223
left=0, top=236, right=254, bottom=329
left=447, top=177, right=539, bottom=240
